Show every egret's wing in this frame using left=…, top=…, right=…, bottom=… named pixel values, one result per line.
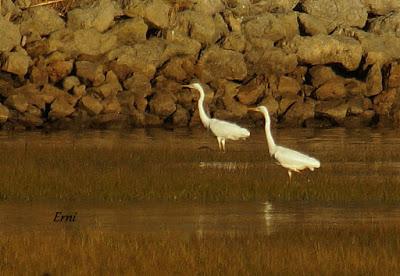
left=274, top=146, right=320, bottom=169
left=209, top=119, right=250, bottom=140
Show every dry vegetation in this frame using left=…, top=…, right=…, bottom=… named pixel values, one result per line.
left=1, top=223, right=400, bottom=275
left=0, top=129, right=400, bottom=203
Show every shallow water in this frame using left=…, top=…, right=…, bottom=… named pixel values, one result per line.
left=1, top=201, right=400, bottom=235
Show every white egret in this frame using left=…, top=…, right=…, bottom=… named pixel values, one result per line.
left=183, top=82, right=250, bottom=151
left=249, top=106, right=320, bottom=181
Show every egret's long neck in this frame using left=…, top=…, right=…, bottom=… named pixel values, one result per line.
left=196, top=86, right=211, bottom=128
left=262, top=110, right=277, bottom=155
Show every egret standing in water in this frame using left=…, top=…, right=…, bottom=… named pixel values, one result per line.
left=182, top=82, right=250, bottom=151
left=249, top=106, right=320, bottom=181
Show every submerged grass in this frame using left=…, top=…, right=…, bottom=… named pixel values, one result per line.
left=1, top=223, right=400, bottom=275
left=0, top=129, right=399, bottom=203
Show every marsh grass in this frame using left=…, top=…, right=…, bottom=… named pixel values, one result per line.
left=0, top=129, right=400, bottom=203
left=1, top=223, right=400, bottom=275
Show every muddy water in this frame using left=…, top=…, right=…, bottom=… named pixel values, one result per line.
left=1, top=201, right=400, bottom=235
left=0, top=127, right=399, bottom=234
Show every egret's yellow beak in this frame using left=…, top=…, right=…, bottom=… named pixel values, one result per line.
left=248, top=107, right=259, bottom=112
left=182, top=84, right=193, bottom=89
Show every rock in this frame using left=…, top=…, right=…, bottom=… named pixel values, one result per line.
left=1, top=0, right=20, bottom=19
left=197, top=46, right=247, bottom=82
left=13, top=84, right=46, bottom=109
left=315, top=100, right=349, bottom=124
left=289, top=34, right=363, bottom=71
left=162, top=33, right=202, bottom=62
left=47, top=60, right=73, bottom=83
left=309, top=66, right=337, bottom=87
left=172, top=105, right=189, bottom=126
left=30, top=61, right=48, bottom=86
left=162, top=56, right=195, bottom=82
left=301, top=0, right=367, bottom=32
left=217, top=80, right=248, bottom=118
left=41, top=84, right=66, bottom=104
left=350, top=30, right=400, bottom=66
left=48, top=28, right=118, bottom=57
left=0, top=16, right=21, bottom=52
left=369, top=12, right=400, bottom=37
left=348, top=96, right=366, bottom=115
left=244, top=13, right=298, bottom=46
left=76, top=61, right=105, bottom=86
left=144, top=113, right=163, bottom=126
left=252, top=94, right=279, bottom=120
left=63, top=76, right=81, bottom=91
left=149, top=93, right=177, bottom=118
left=246, top=46, right=298, bottom=75
left=5, top=94, right=28, bottom=112
left=344, top=78, right=368, bottom=96
left=283, top=99, right=315, bottom=126
left=102, top=97, right=121, bottom=114
left=123, top=73, right=152, bottom=96
left=298, top=13, right=328, bottom=36
left=237, top=78, right=265, bottom=105
left=2, top=49, right=31, bottom=76
left=67, top=0, right=121, bottom=32
left=278, top=96, right=299, bottom=115
left=366, top=63, right=383, bottom=97
left=124, top=0, right=171, bottom=29
left=73, top=85, right=86, bottom=98
left=81, top=95, right=103, bottom=115
left=95, top=70, right=123, bottom=98
left=192, top=0, right=225, bottom=15
left=315, top=78, right=347, bottom=100
left=49, top=97, right=75, bottom=119
left=373, top=88, right=397, bottom=116
left=175, top=10, right=228, bottom=45
left=223, top=32, right=246, bottom=52
left=18, top=113, right=43, bottom=127
left=106, top=39, right=165, bottom=78
left=109, top=17, right=148, bottom=45
left=361, top=0, right=400, bottom=15
left=388, top=63, right=400, bottom=88
left=0, top=103, right=10, bottom=123
left=20, top=6, right=65, bottom=38
left=277, top=76, right=301, bottom=97
left=250, top=0, right=299, bottom=13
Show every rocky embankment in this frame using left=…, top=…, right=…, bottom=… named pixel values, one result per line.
left=1, top=0, right=400, bottom=129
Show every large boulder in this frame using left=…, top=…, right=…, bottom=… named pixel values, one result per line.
left=0, top=16, right=21, bottom=52
left=277, top=76, right=301, bottom=97
left=162, top=56, right=195, bottom=82
left=48, top=28, right=117, bottom=57
left=196, top=46, right=247, bottom=82
left=246, top=46, right=298, bottom=75
left=361, top=0, right=400, bottom=15
left=20, top=6, right=65, bottom=39
left=47, top=60, right=74, bottom=83
left=0, top=103, right=9, bottom=123
left=2, top=48, right=31, bottom=76
left=67, top=0, right=121, bottom=32
left=369, top=12, right=400, bottom=37
left=244, top=13, right=298, bottom=46
left=237, top=78, right=265, bottom=105
left=94, top=71, right=123, bottom=98
left=124, top=0, right=171, bottom=29
left=5, top=94, right=28, bottom=112
left=172, top=104, right=190, bottom=126
left=149, top=93, right=177, bottom=118
left=289, top=34, right=363, bottom=71
left=76, top=61, right=105, bottom=86
left=309, top=65, right=337, bottom=87
left=301, top=0, right=367, bottom=32
left=389, top=63, right=400, bottom=88
left=250, top=0, right=299, bottom=13
left=109, top=17, right=148, bottom=45
left=315, top=100, right=349, bottom=124
left=315, top=78, right=347, bottom=100
left=81, top=95, right=103, bottom=115
left=297, top=13, right=328, bottom=36
left=283, top=100, right=315, bottom=126
left=49, top=97, right=75, bottom=119
left=347, top=29, right=400, bottom=66
left=366, top=63, right=383, bottom=97
left=373, top=88, right=397, bottom=117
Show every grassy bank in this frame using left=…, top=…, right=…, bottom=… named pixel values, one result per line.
left=1, top=223, right=399, bottom=274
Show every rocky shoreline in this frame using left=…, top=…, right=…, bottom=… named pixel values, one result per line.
left=0, top=0, right=400, bottom=130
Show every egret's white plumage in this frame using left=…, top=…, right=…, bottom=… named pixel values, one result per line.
left=183, top=82, right=250, bottom=151
left=249, top=106, right=320, bottom=180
